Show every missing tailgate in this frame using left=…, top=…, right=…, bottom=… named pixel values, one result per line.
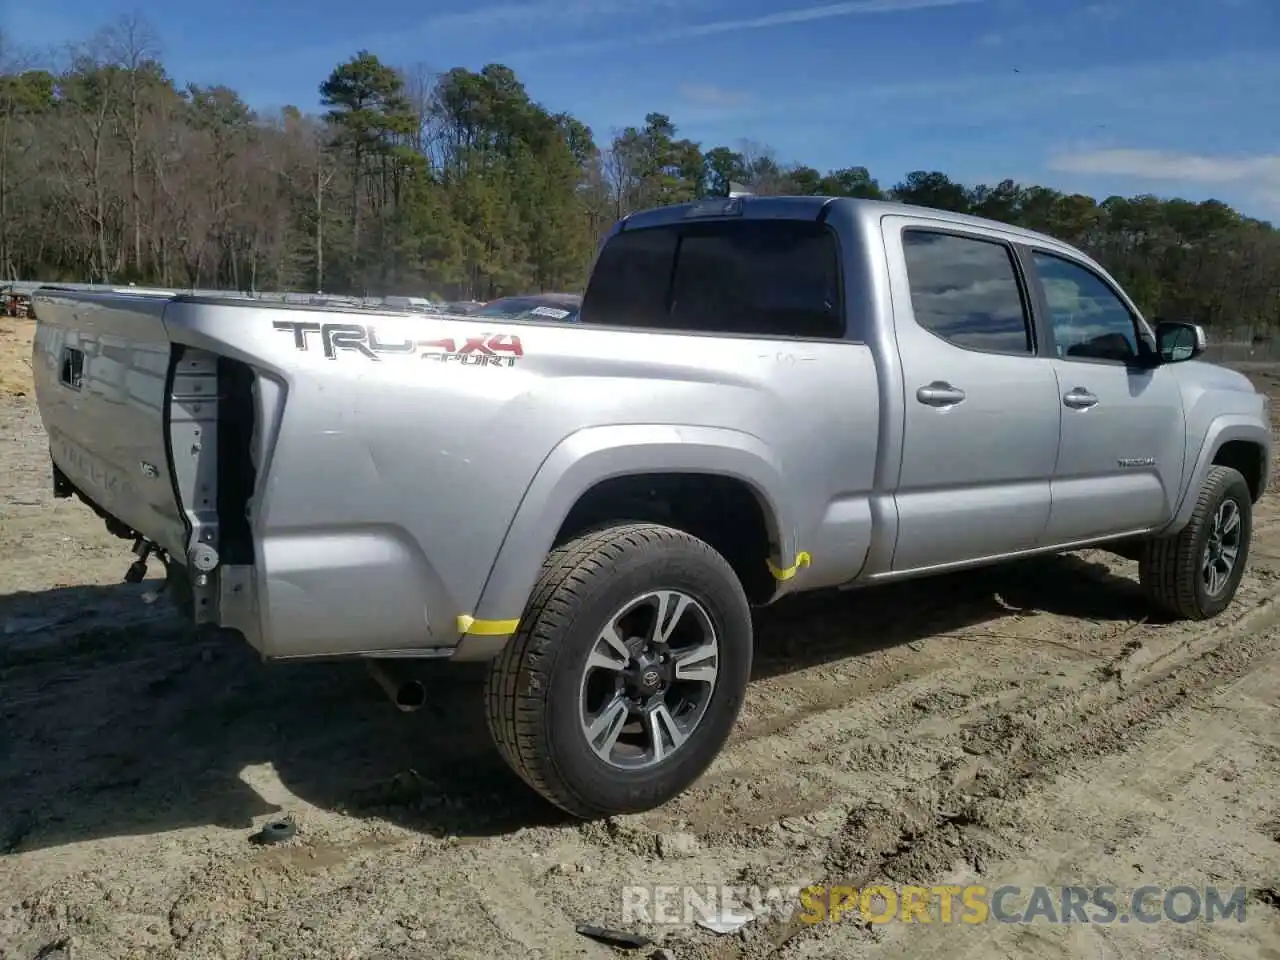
left=164, top=350, right=258, bottom=624
left=217, top=356, right=257, bottom=567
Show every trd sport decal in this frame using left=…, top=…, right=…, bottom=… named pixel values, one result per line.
left=419, top=334, right=523, bottom=367
left=271, top=320, right=524, bottom=367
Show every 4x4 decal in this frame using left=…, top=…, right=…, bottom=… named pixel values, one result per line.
left=272, top=320, right=524, bottom=367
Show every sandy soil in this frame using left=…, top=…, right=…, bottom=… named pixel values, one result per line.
left=0, top=318, right=34, bottom=397
left=2, top=327, right=1280, bottom=960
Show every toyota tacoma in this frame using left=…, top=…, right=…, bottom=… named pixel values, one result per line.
left=30, top=196, right=1272, bottom=817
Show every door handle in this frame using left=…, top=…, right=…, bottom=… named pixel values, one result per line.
left=916, top=381, right=966, bottom=407
left=1063, top=387, right=1098, bottom=409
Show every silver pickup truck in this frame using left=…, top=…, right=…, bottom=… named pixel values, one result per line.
left=30, top=196, right=1272, bottom=818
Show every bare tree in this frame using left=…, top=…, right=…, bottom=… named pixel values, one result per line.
left=0, top=29, right=34, bottom=279
left=399, top=62, right=439, bottom=159
left=104, top=13, right=159, bottom=275
left=56, top=33, right=123, bottom=280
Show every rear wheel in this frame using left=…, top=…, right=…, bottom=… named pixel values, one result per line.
left=484, top=522, right=753, bottom=818
left=1139, top=465, right=1252, bottom=620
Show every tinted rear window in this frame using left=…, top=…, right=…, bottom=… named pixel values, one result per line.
left=478, top=297, right=580, bottom=320
left=580, top=219, right=844, bottom=338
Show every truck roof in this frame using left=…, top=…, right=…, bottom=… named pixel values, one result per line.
left=620, top=195, right=1079, bottom=254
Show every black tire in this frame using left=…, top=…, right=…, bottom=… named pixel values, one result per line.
left=483, top=522, right=753, bottom=818
left=1139, top=465, right=1253, bottom=620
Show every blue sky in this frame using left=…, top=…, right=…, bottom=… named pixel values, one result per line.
left=11, top=0, right=1280, bottom=220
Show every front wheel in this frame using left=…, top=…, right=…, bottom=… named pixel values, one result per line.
left=484, top=522, right=753, bottom=818
left=1139, top=465, right=1253, bottom=620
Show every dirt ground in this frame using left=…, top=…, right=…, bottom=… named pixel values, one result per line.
left=2, top=316, right=1280, bottom=960
left=0, top=318, right=34, bottom=398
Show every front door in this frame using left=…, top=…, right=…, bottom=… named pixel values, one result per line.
left=883, top=218, right=1061, bottom=572
left=1027, top=248, right=1187, bottom=543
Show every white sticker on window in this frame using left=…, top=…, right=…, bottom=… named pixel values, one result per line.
left=529, top=306, right=571, bottom=319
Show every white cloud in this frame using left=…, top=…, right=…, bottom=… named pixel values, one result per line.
left=1082, top=1, right=1127, bottom=20
left=678, top=83, right=751, bottom=108
left=1047, top=149, right=1280, bottom=216
left=644, top=0, right=988, bottom=37
left=700, top=49, right=1278, bottom=135
left=421, top=0, right=682, bottom=31
left=1047, top=149, right=1280, bottom=185
left=509, top=0, right=988, bottom=56
left=195, top=0, right=696, bottom=77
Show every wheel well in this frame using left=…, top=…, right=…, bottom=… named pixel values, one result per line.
left=554, top=473, right=779, bottom=605
left=1213, top=440, right=1266, bottom=502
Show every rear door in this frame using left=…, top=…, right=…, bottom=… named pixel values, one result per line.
left=1025, top=249, right=1186, bottom=542
left=882, top=218, right=1061, bottom=571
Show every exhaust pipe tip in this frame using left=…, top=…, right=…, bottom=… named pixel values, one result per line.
left=393, top=680, right=427, bottom=713
left=367, top=661, right=428, bottom=713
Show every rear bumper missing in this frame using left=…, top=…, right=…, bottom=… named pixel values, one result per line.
left=53, top=457, right=514, bottom=664
left=47, top=342, right=518, bottom=664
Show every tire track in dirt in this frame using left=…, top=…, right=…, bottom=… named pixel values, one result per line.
left=536, top=544, right=1280, bottom=957
left=706, top=588, right=1280, bottom=959
left=726, top=563, right=1145, bottom=738
left=780, top=645, right=1280, bottom=959
left=637, top=541, right=1278, bottom=838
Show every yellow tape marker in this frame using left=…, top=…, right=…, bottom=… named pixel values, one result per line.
left=456, top=614, right=520, bottom=636
left=768, top=550, right=812, bottom=582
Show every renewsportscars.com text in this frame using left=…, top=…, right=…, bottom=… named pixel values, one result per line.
left=620, top=884, right=1251, bottom=926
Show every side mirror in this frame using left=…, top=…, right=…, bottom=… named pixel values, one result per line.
left=1155, top=320, right=1206, bottom=364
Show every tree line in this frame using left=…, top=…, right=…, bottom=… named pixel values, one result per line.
left=2, top=18, right=1278, bottom=327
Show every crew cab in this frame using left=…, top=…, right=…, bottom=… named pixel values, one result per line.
left=30, top=196, right=1271, bottom=818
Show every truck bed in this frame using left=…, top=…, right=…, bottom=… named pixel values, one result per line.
left=31, top=286, right=880, bottom=661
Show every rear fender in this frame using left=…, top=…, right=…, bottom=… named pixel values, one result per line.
left=467, top=423, right=791, bottom=640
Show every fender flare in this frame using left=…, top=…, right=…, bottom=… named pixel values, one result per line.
left=1160, top=414, right=1271, bottom=535
left=468, top=423, right=792, bottom=631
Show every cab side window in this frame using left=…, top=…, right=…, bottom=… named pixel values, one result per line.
left=1032, top=252, right=1141, bottom=363
left=901, top=230, right=1032, bottom=356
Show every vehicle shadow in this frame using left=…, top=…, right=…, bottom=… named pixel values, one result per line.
left=0, top=552, right=1151, bottom=854
left=751, top=551, right=1153, bottom=679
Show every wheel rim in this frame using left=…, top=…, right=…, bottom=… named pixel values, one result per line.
left=1202, top=498, right=1243, bottom=598
left=577, top=589, right=720, bottom=771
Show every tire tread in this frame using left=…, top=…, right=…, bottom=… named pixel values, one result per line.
left=1139, top=465, right=1249, bottom=620
left=483, top=522, right=739, bottom=818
